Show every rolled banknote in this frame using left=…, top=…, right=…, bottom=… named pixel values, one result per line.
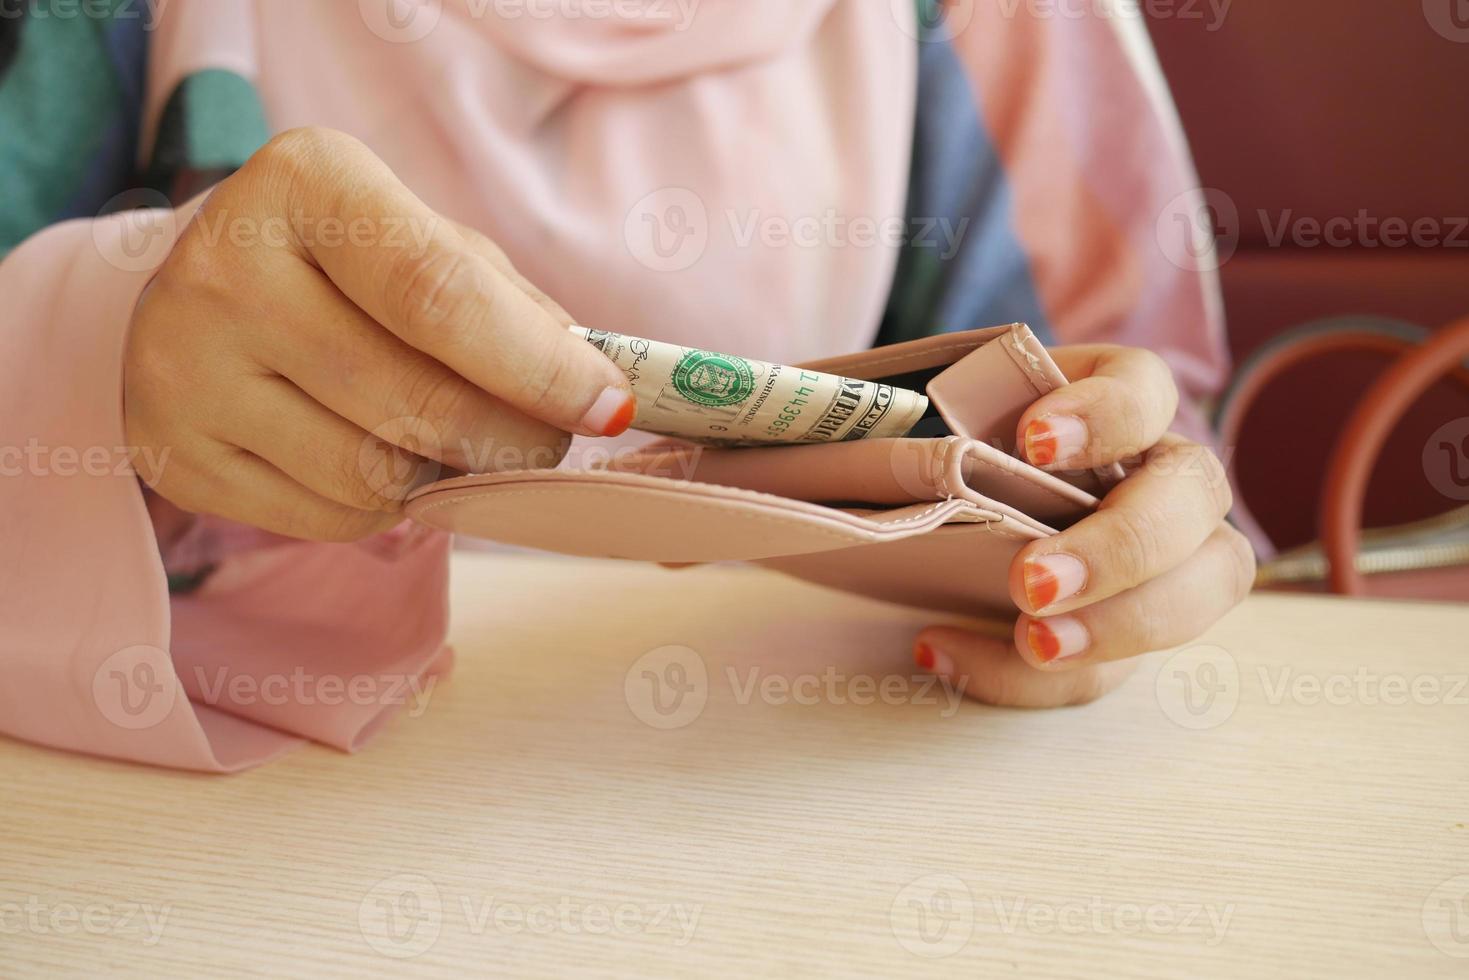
left=571, top=326, right=929, bottom=446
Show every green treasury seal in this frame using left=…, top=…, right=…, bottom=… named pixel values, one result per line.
left=671, top=349, right=756, bottom=407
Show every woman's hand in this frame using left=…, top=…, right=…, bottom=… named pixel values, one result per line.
left=125, top=128, right=636, bottom=541
left=914, top=346, right=1257, bottom=706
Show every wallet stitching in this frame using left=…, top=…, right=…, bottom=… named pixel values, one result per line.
left=869, top=498, right=976, bottom=528
left=1000, top=330, right=1055, bottom=399
left=413, top=487, right=972, bottom=542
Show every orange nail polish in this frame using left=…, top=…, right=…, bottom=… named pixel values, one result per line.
left=580, top=387, right=638, bottom=437
left=1027, top=620, right=1061, bottom=663
left=1025, top=615, right=1090, bottom=665
left=603, top=395, right=637, bottom=437
left=1023, top=553, right=1088, bottom=611
left=914, top=643, right=936, bottom=671
left=1024, top=562, right=1060, bottom=610
left=1025, top=420, right=1058, bottom=467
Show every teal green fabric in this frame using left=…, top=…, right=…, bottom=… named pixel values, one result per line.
left=0, top=9, right=268, bottom=258
left=145, top=68, right=269, bottom=189
left=0, top=7, right=129, bottom=251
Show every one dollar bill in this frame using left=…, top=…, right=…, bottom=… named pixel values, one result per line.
left=571, top=326, right=929, bottom=446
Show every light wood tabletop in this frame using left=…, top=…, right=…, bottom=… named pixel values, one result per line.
left=4, top=554, right=1468, bottom=977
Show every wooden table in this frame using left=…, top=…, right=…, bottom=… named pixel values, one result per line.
left=4, top=555, right=1469, bottom=977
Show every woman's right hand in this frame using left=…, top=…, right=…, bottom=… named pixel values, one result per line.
left=124, top=127, right=636, bottom=542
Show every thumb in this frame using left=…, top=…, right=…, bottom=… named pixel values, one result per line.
left=255, top=128, right=635, bottom=437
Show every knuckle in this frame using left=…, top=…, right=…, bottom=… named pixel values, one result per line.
left=248, top=128, right=363, bottom=218
left=1221, top=526, right=1258, bottom=603
left=515, top=348, right=571, bottom=419
left=257, top=127, right=352, bottom=175
left=1101, top=503, right=1161, bottom=587
left=333, top=444, right=400, bottom=511
left=1117, top=384, right=1155, bottom=453
left=1135, top=347, right=1180, bottom=412
left=1063, top=667, right=1116, bottom=706
left=1155, top=441, right=1234, bottom=515
left=1196, top=448, right=1234, bottom=515
left=967, top=670, right=1024, bottom=709
left=351, top=433, right=432, bottom=509
left=158, top=224, right=224, bottom=290
left=391, top=360, right=470, bottom=431
left=389, top=249, right=478, bottom=348
left=1089, top=378, right=1151, bottom=457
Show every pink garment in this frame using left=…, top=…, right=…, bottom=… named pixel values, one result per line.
left=0, top=1, right=917, bottom=769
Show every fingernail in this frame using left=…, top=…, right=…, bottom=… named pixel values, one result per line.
left=1024, top=553, right=1088, bottom=611
left=914, top=642, right=954, bottom=676
left=1026, top=616, right=1090, bottom=665
left=1024, top=415, right=1087, bottom=467
left=581, top=387, right=636, bottom=437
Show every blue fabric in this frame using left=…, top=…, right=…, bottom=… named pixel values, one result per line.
left=58, top=14, right=147, bottom=222
left=880, top=19, right=1053, bottom=347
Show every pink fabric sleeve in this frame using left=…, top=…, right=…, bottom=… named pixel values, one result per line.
left=951, top=12, right=1229, bottom=441
left=0, top=209, right=453, bottom=771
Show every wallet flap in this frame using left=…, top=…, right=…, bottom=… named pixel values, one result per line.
left=926, top=323, right=1064, bottom=449
left=761, top=515, right=1043, bottom=616
left=795, top=324, right=1015, bottom=380
left=605, top=436, right=1096, bottom=529
left=405, top=469, right=1002, bottom=564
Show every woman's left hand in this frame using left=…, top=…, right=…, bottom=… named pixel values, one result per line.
left=914, top=345, right=1257, bottom=707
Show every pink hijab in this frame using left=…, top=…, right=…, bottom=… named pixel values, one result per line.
left=146, top=0, right=917, bottom=363
left=0, top=1, right=917, bottom=770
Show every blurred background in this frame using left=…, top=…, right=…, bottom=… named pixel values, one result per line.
left=1145, top=2, right=1469, bottom=551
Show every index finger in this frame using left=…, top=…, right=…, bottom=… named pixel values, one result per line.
left=1017, top=345, right=1179, bottom=470
left=262, top=128, right=636, bottom=438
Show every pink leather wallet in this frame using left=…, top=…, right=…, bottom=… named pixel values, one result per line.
left=406, top=324, right=1118, bottom=615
